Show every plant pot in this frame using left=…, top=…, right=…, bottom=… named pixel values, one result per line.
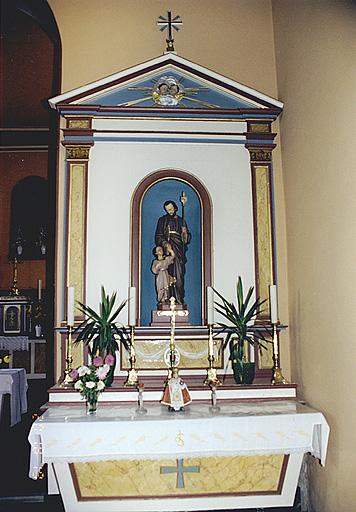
left=232, top=360, right=255, bottom=385
left=104, top=352, right=116, bottom=387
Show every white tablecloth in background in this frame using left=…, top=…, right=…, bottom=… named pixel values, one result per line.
left=0, top=336, right=29, bottom=351
left=0, top=368, right=28, bottom=426
left=28, top=400, right=329, bottom=479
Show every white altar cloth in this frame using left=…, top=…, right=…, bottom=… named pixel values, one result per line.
left=28, top=400, right=329, bottom=479
left=0, top=368, right=28, bottom=426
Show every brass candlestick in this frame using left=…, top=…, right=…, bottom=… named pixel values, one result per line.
left=125, top=326, right=139, bottom=386
left=59, top=325, right=75, bottom=387
left=204, top=324, right=221, bottom=386
left=271, top=323, right=287, bottom=385
left=10, top=257, right=20, bottom=296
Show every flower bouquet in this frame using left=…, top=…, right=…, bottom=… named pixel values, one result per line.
left=70, top=354, right=115, bottom=414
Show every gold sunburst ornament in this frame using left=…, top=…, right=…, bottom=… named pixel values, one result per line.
left=119, top=76, right=218, bottom=109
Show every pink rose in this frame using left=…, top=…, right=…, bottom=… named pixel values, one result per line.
left=69, top=368, right=79, bottom=379
left=105, top=354, right=115, bottom=366
left=93, top=356, right=104, bottom=367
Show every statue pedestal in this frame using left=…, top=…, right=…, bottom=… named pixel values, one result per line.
left=150, top=304, right=190, bottom=326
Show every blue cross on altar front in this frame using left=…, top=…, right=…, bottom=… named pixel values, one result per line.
left=157, top=11, right=182, bottom=53
left=160, top=458, right=200, bottom=488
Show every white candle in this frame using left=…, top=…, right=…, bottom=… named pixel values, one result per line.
left=38, top=279, right=42, bottom=301
left=269, top=285, right=278, bottom=324
left=67, top=286, right=75, bottom=326
left=207, top=286, right=214, bottom=325
left=128, top=287, right=136, bottom=326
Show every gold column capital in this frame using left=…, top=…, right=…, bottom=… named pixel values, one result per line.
left=65, top=146, right=91, bottom=161
left=246, top=147, right=274, bottom=162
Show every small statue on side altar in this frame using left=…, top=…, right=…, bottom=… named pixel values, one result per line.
left=161, top=368, right=192, bottom=412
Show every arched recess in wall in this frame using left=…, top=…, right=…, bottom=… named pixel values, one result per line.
left=9, top=176, right=49, bottom=260
left=131, top=169, right=212, bottom=327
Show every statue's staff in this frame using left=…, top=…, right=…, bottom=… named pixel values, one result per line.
left=180, top=191, right=187, bottom=257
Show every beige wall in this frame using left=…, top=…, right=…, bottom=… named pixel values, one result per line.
left=48, top=0, right=278, bottom=96
left=273, top=0, right=356, bottom=510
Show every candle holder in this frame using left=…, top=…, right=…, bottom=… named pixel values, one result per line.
left=204, top=325, right=221, bottom=386
left=59, top=325, right=75, bottom=387
left=271, top=323, right=287, bottom=385
left=136, top=383, right=147, bottom=415
left=10, top=257, right=20, bottom=296
left=124, top=326, right=139, bottom=387
left=209, top=384, right=221, bottom=413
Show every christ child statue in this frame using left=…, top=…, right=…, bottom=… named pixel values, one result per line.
left=161, top=368, right=192, bottom=411
left=151, top=243, right=176, bottom=305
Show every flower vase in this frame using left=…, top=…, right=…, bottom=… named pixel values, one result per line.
left=86, top=398, right=98, bottom=415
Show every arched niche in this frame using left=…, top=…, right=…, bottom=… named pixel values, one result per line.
left=9, top=176, right=49, bottom=260
left=131, top=169, right=212, bottom=326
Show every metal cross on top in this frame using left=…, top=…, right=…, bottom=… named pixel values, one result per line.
left=157, top=11, right=183, bottom=53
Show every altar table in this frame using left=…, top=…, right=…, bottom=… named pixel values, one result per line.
left=0, top=368, right=28, bottom=426
left=28, top=401, right=329, bottom=512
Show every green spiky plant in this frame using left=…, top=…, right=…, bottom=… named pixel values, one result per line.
left=74, top=286, right=130, bottom=386
left=213, top=276, right=270, bottom=384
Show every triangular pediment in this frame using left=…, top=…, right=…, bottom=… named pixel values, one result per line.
left=49, top=54, right=283, bottom=119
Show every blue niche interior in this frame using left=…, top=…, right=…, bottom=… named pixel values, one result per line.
left=80, top=70, right=255, bottom=110
left=140, top=178, right=202, bottom=326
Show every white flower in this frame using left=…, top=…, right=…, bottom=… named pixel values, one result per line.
left=74, top=380, right=83, bottom=390
left=78, top=365, right=91, bottom=377
left=97, top=380, right=105, bottom=391
left=85, top=381, right=96, bottom=389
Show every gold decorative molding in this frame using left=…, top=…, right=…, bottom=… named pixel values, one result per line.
left=66, top=146, right=91, bottom=161
left=248, top=148, right=272, bottom=162
left=121, top=338, right=223, bottom=370
left=249, top=123, right=270, bottom=133
left=71, top=454, right=286, bottom=498
left=67, top=119, right=91, bottom=129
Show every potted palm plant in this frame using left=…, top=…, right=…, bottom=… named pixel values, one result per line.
left=213, top=276, right=270, bottom=385
left=74, top=286, right=130, bottom=386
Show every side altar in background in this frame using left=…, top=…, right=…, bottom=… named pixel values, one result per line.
left=0, top=263, right=46, bottom=379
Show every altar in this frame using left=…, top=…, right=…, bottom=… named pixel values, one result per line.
left=29, top=400, right=329, bottom=512
left=42, top=13, right=331, bottom=512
